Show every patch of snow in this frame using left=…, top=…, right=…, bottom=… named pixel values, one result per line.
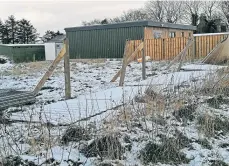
left=181, top=64, right=227, bottom=71
left=0, top=55, right=13, bottom=71
left=10, top=86, right=144, bottom=125
left=20, top=145, right=93, bottom=166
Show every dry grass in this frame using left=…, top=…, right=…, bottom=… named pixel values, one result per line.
left=197, top=113, right=229, bottom=137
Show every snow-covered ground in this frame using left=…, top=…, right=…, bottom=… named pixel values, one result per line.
left=0, top=58, right=229, bottom=166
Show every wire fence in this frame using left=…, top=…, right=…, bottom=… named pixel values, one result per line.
left=0, top=41, right=229, bottom=165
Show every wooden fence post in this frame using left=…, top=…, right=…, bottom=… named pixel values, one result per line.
left=119, top=40, right=129, bottom=86
left=162, top=38, right=165, bottom=59
left=142, top=39, right=146, bottom=80
left=33, top=54, right=36, bottom=62
left=111, top=42, right=144, bottom=82
left=192, top=37, right=196, bottom=62
left=64, top=38, right=71, bottom=99
left=33, top=43, right=66, bottom=95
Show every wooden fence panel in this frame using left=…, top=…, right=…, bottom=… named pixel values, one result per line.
left=194, top=34, right=228, bottom=59
left=128, top=34, right=227, bottom=61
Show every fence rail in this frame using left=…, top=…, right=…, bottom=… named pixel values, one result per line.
left=128, top=34, right=228, bottom=61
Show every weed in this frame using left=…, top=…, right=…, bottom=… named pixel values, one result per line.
left=197, top=114, right=229, bottom=137
left=195, top=139, right=212, bottom=149
left=140, top=139, right=190, bottom=164
left=61, top=126, right=90, bottom=144
left=206, top=95, right=224, bottom=109
left=0, top=58, right=7, bottom=64
left=219, top=143, right=229, bottom=148
left=209, top=160, right=228, bottom=166
left=81, top=134, right=123, bottom=160
left=173, top=104, right=197, bottom=122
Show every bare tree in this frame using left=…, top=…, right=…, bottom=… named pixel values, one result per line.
left=82, top=19, right=105, bottom=26
left=163, top=1, right=184, bottom=23
left=110, top=8, right=148, bottom=23
left=220, top=1, right=229, bottom=24
left=183, top=1, right=203, bottom=26
left=203, top=1, right=220, bottom=20
left=123, top=9, right=148, bottom=21
left=145, top=0, right=183, bottom=23
left=145, top=0, right=165, bottom=22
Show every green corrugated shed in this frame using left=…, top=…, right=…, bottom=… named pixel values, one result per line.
left=0, top=44, right=45, bottom=63
left=65, top=20, right=196, bottom=59
left=66, top=27, right=143, bottom=59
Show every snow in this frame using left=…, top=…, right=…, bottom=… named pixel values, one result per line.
left=0, top=56, right=13, bottom=71
left=1, top=59, right=229, bottom=165
left=193, top=32, right=229, bottom=37
left=8, top=62, right=221, bottom=125
left=10, top=86, right=144, bottom=125
left=2, top=44, right=44, bottom=47
left=21, top=146, right=93, bottom=166
left=181, top=64, right=227, bottom=71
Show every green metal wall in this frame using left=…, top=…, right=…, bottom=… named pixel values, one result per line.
left=0, top=45, right=45, bottom=63
left=0, top=45, right=11, bottom=58
left=66, top=27, right=144, bottom=59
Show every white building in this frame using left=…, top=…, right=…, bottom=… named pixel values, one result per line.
left=45, top=35, right=66, bottom=60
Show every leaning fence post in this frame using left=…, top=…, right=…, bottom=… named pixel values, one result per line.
left=119, top=40, right=129, bottom=86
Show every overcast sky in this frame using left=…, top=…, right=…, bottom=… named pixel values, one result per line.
left=0, top=0, right=147, bottom=36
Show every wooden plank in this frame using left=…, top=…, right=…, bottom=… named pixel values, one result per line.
left=111, top=42, right=144, bottom=82
left=64, top=38, right=71, bottom=99
left=33, top=43, right=66, bottom=95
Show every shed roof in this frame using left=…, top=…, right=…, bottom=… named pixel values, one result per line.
left=47, top=34, right=66, bottom=43
left=65, top=20, right=196, bottom=32
left=0, top=44, right=44, bottom=47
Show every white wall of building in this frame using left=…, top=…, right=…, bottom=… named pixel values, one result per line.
left=45, top=42, right=64, bottom=60
left=45, top=43, right=56, bottom=60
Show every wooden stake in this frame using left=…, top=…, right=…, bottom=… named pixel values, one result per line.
left=166, top=38, right=193, bottom=70
left=177, top=38, right=194, bottom=71
left=64, top=38, right=71, bottom=99
left=33, top=42, right=66, bottom=95
left=142, top=39, right=146, bottom=80
left=119, top=40, right=130, bottom=86
left=111, top=42, right=144, bottom=82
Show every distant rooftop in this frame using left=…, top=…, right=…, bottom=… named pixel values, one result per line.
left=47, top=34, right=66, bottom=43
left=65, top=20, right=196, bottom=32
left=0, top=44, right=44, bottom=47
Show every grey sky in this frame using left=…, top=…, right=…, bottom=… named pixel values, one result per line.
left=0, top=0, right=147, bottom=36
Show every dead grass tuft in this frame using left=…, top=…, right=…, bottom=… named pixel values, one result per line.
left=61, top=125, right=91, bottom=144
left=209, top=160, right=228, bottom=166
left=173, top=104, right=197, bottom=122
left=140, top=138, right=190, bottom=164
left=197, top=113, right=229, bottom=137
left=81, top=133, right=123, bottom=160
